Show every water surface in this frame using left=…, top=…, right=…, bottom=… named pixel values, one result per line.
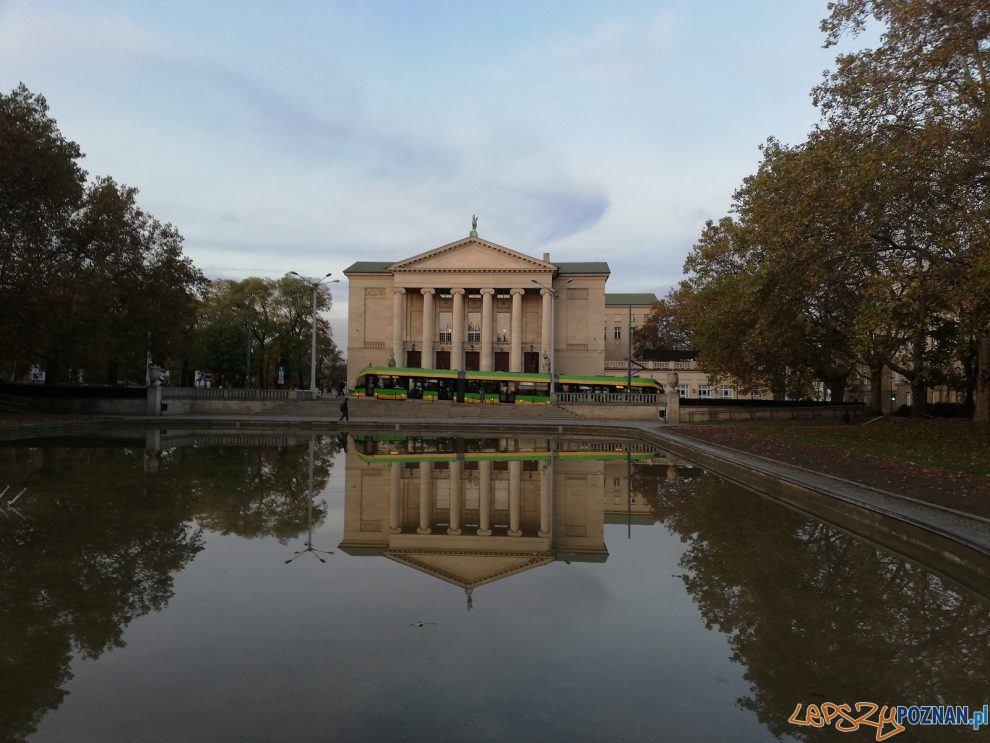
left=1, top=430, right=987, bottom=742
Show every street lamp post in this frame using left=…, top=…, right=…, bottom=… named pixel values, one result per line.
left=531, top=278, right=571, bottom=402
left=289, top=271, right=339, bottom=397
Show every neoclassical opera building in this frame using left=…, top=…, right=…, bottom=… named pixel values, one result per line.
left=344, top=227, right=646, bottom=383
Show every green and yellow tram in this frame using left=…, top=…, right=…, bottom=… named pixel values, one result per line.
left=353, top=366, right=662, bottom=404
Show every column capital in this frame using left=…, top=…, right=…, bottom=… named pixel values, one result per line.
left=393, top=287, right=406, bottom=295
left=451, top=287, right=466, bottom=296
left=539, top=287, right=554, bottom=297
left=420, top=287, right=435, bottom=296
left=510, top=287, right=526, bottom=296
left=480, top=288, right=495, bottom=296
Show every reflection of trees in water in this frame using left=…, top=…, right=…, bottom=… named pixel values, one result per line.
left=0, top=435, right=342, bottom=741
left=649, top=477, right=990, bottom=741
left=161, top=436, right=338, bottom=541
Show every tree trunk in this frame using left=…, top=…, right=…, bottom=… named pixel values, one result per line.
left=869, top=366, right=884, bottom=415
left=828, top=380, right=845, bottom=403
left=910, top=328, right=927, bottom=416
left=976, top=331, right=990, bottom=423
left=911, top=379, right=928, bottom=416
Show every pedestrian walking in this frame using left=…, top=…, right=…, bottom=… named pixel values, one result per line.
left=339, top=397, right=349, bottom=422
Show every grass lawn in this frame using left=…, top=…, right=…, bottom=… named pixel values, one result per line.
left=757, top=418, right=990, bottom=477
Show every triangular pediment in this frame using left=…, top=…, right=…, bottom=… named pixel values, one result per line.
left=386, top=550, right=554, bottom=589
left=390, top=237, right=555, bottom=273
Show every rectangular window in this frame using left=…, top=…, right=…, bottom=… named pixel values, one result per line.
left=720, top=385, right=734, bottom=399
left=677, top=384, right=689, bottom=398
left=613, top=327, right=622, bottom=340
left=438, top=311, right=452, bottom=343
left=467, top=312, right=481, bottom=343
left=699, top=385, right=711, bottom=398
left=496, top=312, right=510, bottom=343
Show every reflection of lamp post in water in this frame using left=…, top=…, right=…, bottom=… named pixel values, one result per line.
left=285, top=436, right=334, bottom=565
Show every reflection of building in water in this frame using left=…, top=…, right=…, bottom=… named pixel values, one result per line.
left=340, top=436, right=661, bottom=596
left=602, top=452, right=697, bottom=526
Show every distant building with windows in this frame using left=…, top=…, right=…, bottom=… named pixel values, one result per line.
left=343, top=228, right=752, bottom=399
left=343, top=231, right=612, bottom=384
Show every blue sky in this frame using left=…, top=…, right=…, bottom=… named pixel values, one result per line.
left=1, top=0, right=864, bottom=343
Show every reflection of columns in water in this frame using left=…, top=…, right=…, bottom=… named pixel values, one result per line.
left=508, top=459, right=522, bottom=536
left=390, top=462, right=402, bottom=533
left=477, top=460, right=493, bottom=535
left=538, top=457, right=552, bottom=537
left=667, top=464, right=678, bottom=482
left=418, top=462, right=433, bottom=534
left=448, top=460, right=462, bottom=535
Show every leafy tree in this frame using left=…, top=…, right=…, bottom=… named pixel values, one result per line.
left=816, top=0, right=990, bottom=418
left=189, top=276, right=340, bottom=389
left=0, top=84, right=86, bottom=378
left=0, top=84, right=203, bottom=385
left=632, top=283, right=695, bottom=355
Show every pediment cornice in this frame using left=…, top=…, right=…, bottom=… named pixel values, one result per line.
left=390, top=237, right=555, bottom=273
left=385, top=549, right=554, bottom=589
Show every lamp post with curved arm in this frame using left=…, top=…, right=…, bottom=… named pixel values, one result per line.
left=289, top=271, right=339, bottom=397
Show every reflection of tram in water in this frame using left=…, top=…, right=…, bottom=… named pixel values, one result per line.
left=353, top=366, right=663, bottom=405
left=350, top=433, right=659, bottom=463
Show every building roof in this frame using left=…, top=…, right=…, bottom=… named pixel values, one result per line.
left=605, top=293, right=659, bottom=307
left=343, top=261, right=395, bottom=274
left=344, top=259, right=611, bottom=276
left=555, top=262, right=610, bottom=275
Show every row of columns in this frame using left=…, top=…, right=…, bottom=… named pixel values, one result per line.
left=392, top=287, right=555, bottom=372
left=388, top=459, right=554, bottom=537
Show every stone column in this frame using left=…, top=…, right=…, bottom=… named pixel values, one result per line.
left=508, top=460, right=522, bottom=536
left=540, top=289, right=552, bottom=371
left=447, top=460, right=462, bottom=535
left=538, top=459, right=552, bottom=537
left=392, top=288, right=406, bottom=366
left=452, top=288, right=465, bottom=371
left=390, top=462, right=402, bottom=533
left=477, top=460, right=492, bottom=535
left=480, top=288, right=494, bottom=371
left=421, top=288, right=435, bottom=368
left=510, top=288, right=524, bottom=372
left=417, top=462, right=433, bottom=534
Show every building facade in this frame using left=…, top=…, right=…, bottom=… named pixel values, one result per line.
left=344, top=232, right=610, bottom=384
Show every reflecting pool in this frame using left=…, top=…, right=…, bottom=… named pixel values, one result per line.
left=1, top=430, right=988, bottom=742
